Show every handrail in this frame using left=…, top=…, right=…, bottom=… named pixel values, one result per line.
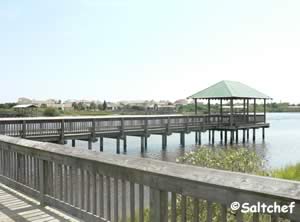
left=0, top=114, right=267, bottom=139
left=0, top=135, right=298, bottom=221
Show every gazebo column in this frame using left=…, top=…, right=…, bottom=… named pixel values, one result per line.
left=194, top=99, right=198, bottom=114
left=263, top=99, right=266, bottom=123
left=230, top=98, right=233, bottom=126
left=194, top=98, right=198, bottom=143
left=247, top=99, right=250, bottom=123
left=220, top=99, right=223, bottom=143
left=243, top=99, right=246, bottom=123
left=254, top=99, right=257, bottom=123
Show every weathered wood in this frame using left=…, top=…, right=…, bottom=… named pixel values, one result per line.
left=130, top=182, right=135, bottom=222
left=114, top=177, right=119, bottom=222
left=171, top=192, right=177, bottom=222
left=139, top=184, right=144, bottom=222
left=121, top=180, right=126, bottom=222
left=0, top=135, right=299, bottom=222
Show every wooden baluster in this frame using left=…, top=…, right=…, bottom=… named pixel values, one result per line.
left=193, top=198, right=199, bottom=222
left=98, top=174, right=104, bottom=217
left=171, top=192, right=177, bottom=222
left=121, top=180, right=127, bottom=222
left=130, top=182, right=135, bottom=222
left=181, top=195, right=187, bottom=222
left=139, top=184, right=144, bottom=222
left=114, top=177, right=119, bottom=222
left=107, top=176, right=111, bottom=221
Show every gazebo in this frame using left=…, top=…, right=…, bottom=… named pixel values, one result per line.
left=187, top=80, right=271, bottom=144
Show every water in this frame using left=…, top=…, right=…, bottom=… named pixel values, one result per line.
left=66, top=113, right=300, bottom=170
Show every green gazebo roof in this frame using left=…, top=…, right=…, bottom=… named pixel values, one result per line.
left=188, top=80, right=270, bottom=99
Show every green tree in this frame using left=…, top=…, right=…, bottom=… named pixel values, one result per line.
left=103, top=100, right=107, bottom=110
left=43, top=107, right=59, bottom=116
left=90, top=102, right=96, bottom=110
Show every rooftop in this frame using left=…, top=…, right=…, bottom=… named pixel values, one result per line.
left=188, top=80, right=271, bottom=100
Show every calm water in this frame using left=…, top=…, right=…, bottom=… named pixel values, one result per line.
left=66, top=113, right=300, bottom=170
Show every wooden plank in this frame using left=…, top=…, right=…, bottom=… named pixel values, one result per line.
left=107, top=176, right=111, bottom=221
left=181, top=195, right=187, bottom=222
left=121, top=180, right=127, bottom=222
left=171, top=192, right=177, bottom=222
left=207, top=201, right=212, bottom=222
left=193, top=198, right=199, bottom=222
left=130, top=182, right=135, bottom=222
left=114, top=177, right=119, bottom=222
left=139, top=184, right=144, bottom=222
left=99, top=174, right=104, bottom=217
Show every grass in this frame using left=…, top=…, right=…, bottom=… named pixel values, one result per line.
left=271, top=163, right=300, bottom=181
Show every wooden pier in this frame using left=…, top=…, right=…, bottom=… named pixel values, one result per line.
left=0, top=113, right=269, bottom=153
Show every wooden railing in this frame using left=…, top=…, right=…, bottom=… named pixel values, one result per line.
left=0, top=114, right=266, bottom=139
left=0, top=135, right=298, bottom=222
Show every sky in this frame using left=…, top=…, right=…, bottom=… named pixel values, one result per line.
left=1, top=0, right=300, bottom=103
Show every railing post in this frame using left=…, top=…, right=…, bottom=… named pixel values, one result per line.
left=120, top=118, right=124, bottom=138
left=144, top=118, right=148, bottom=136
left=39, top=159, right=47, bottom=207
left=185, top=116, right=189, bottom=133
left=166, top=117, right=170, bottom=134
left=150, top=188, right=168, bottom=222
left=60, top=119, right=65, bottom=144
left=22, top=120, right=26, bottom=138
left=91, top=119, right=96, bottom=139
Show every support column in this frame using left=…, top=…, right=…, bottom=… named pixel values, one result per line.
left=220, top=131, right=223, bottom=143
left=72, top=139, right=76, bottom=147
left=262, top=128, right=265, bottom=140
left=212, top=130, right=215, bottom=145
left=252, top=129, right=256, bottom=142
left=195, top=131, right=198, bottom=144
left=198, top=131, right=201, bottom=145
left=230, top=131, right=234, bottom=145
left=88, top=138, right=92, bottom=150
left=116, top=137, right=120, bottom=154
left=247, top=129, right=249, bottom=141
left=141, top=136, right=145, bottom=152
left=100, top=137, right=104, bottom=152
left=123, top=136, right=127, bottom=153
left=235, top=130, right=238, bottom=144
left=208, top=130, right=211, bottom=143
left=224, top=130, right=228, bottom=145
left=242, top=129, right=246, bottom=144
left=180, top=132, right=185, bottom=147
left=145, top=136, right=148, bottom=149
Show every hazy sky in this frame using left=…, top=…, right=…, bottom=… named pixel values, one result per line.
left=1, top=0, right=300, bottom=103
